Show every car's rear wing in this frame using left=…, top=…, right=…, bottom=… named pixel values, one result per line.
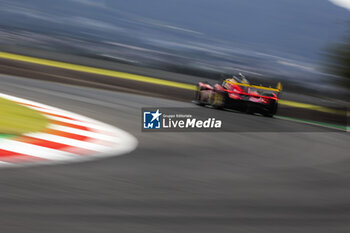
left=224, top=81, right=283, bottom=93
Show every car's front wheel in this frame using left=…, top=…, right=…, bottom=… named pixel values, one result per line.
left=194, top=85, right=206, bottom=106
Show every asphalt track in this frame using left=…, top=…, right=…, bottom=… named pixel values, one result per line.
left=0, top=74, right=350, bottom=233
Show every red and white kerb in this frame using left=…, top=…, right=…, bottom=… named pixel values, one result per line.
left=0, top=93, right=138, bottom=167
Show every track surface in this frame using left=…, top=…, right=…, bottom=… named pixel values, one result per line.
left=0, top=74, right=349, bottom=233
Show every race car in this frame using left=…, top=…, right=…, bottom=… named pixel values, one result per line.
left=194, top=73, right=282, bottom=117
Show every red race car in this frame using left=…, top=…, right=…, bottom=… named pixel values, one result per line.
left=194, top=73, right=282, bottom=117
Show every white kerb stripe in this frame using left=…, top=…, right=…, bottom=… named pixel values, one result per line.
left=24, top=106, right=78, bottom=118
left=44, top=115, right=116, bottom=132
left=24, top=133, right=110, bottom=152
left=48, top=124, right=119, bottom=142
left=0, top=139, right=76, bottom=160
left=0, top=161, right=12, bottom=166
left=23, top=106, right=95, bottom=123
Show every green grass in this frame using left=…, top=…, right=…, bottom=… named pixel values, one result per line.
left=276, top=115, right=348, bottom=131
left=0, top=97, right=49, bottom=135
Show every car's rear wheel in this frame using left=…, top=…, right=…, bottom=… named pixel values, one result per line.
left=264, top=100, right=278, bottom=117
left=210, top=92, right=225, bottom=109
left=262, top=93, right=278, bottom=117
left=246, top=104, right=255, bottom=114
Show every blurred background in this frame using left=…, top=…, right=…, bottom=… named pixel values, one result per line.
left=0, top=0, right=350, bottom=97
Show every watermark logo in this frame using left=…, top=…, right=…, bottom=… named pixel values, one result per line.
left=142, top=108, right=223, bottom=132
left=143, top=109, right=162, bottom=129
